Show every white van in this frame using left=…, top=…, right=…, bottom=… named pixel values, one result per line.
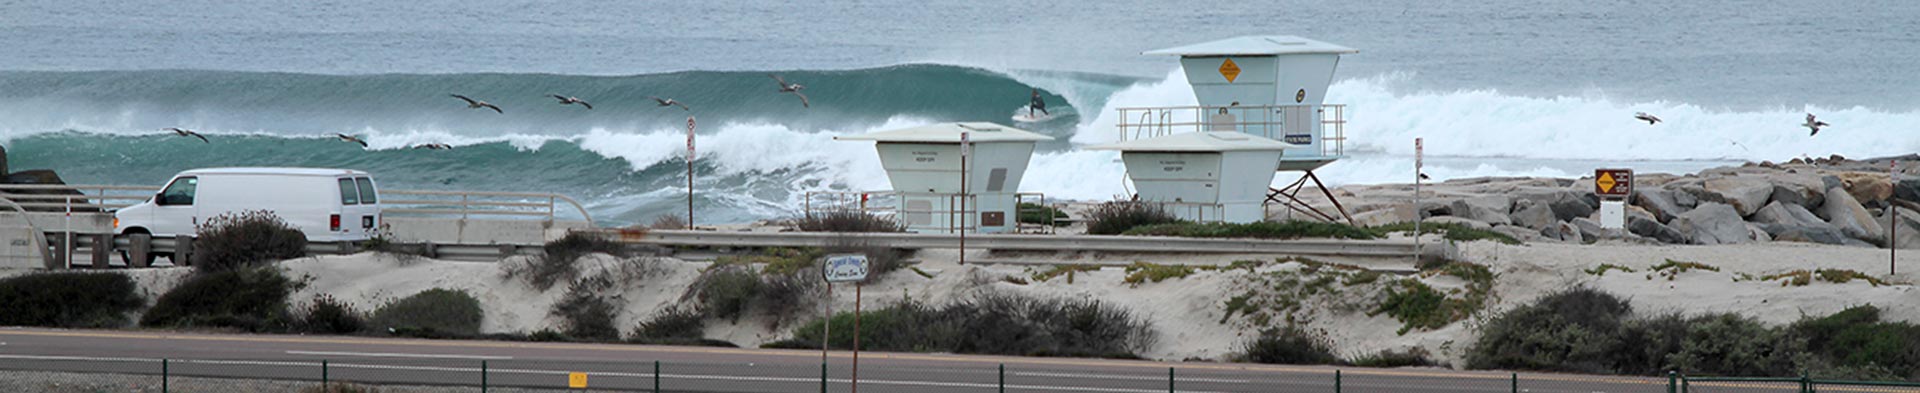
left=115, top=168, right=382, bottom=244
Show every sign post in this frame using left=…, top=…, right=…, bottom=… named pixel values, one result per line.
left=959, top=130, right=970, bottom=265
left=1893, top=160, right=1899, bottom=276
left=822, top=254, right=870, bottom=393
left=686, top=116, right=697, bottom=229
left=1414, top=138, right=1423, bottom=262
left=1595, top=169, right=1634, bottom=230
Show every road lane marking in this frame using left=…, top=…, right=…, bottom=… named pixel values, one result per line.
left=285, top=350, right=511, bottom=360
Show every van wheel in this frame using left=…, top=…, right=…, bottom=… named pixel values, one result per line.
left=119, top=230, right=157, bottom=268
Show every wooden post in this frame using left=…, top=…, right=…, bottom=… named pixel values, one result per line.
left=174, top=235, right=193, bottom=267
left=90, top=234, right=111, bottom=268
left=130, top=233, right=152, bottom=268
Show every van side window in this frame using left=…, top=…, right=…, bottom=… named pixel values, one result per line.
left=355, top=177, right=377, bottom=204
left=338, top=178, right=359, bottom=205
left=158, top=177, right=198, bottom=206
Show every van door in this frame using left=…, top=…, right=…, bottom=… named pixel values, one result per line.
left=152, top=176, right=200, bottom=236
left=350, top=176, right=379, bottom=237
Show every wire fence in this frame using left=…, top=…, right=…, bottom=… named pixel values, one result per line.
left=3, top=354, right=1919, bottom=393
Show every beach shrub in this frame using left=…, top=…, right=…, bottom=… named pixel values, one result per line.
left=788, top=292, right=1155, bottom=359
left=550, top=276, right=620, bottom=341
left=691, top=265, right=764, bottom=323
left=1122, top=262, right=1196, bottom=285
left=651, top=214, right=687, bottom=230
left=359, top=230, right=425, bottom=264
left=1666, top=313, right=1788, bottom=377
left=1123, top=221, right=1380, bottom=240
left=792, top=209, right=905, bottom=233
left=1032, top=264, right=1101, bottom=283
left=1084, top=202, right=1180, bottom=235
left=1783, top=305, right=1920, bottom=380
left=299, top=383, right=381, bottom=393
left=1466, top=287, right=1632, bottom=374
left=300, top=294, right=365, bottom=334
left=629, top=306, right=709, bottom=344
left=141, top=267, right=300, bottom=331
left=1236, top=327, right=1340, bottom=365
left=368, top=288, right=483, bottom=337
left=505, top=232, right=628, bottom=291
left=191, top=210, right=307, bottom=272
left=1350, top=347, right=1438, bottom=368
left=1018, top=202, right=1070, bottom=227
left=0, top=272, right=144, bottom=328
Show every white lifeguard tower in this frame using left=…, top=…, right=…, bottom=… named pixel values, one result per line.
left=829, top=122, right=1052, bottom=233
left=1117, top=35, right=1358, bottom=223
left=1090, top=132, right=1298, bottom=223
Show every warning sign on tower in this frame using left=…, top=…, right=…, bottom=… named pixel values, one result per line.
left=1219, top=58, right=1241, bottom=83
left=1594, top=169, right=1633, bottom=199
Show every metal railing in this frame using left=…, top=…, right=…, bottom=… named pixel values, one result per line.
left=0, top=184, right=594, bottom=226
left=803, top=191, right=1053, bottom=234
left=1679, top=372, right=1920, bottom=392
left=1116, top=103, right=1347, bottom=158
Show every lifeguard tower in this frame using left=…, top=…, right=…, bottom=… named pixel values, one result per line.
left=1116, top=35, right=1357, bottom=223
left=1090, top=132, right=1298, bottom=223
left=826, top=122, right=1053, bottom=233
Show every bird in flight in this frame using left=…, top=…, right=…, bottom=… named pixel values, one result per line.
left=1418, top=172, right=1431, bottom=181
left=651, top=97, right=690, bottom=111
left=335, top=133, right=369, bottom=148
left=1802, top=113, right=1830, bottom=136
left=548, top=94, right=593, bottom=110
left=450, top=94, right=504, bottom=114
left=1633, top=112, right=1661, bottom=125
left=163, top=127, right=209, bottom=143
left=769, top=74, right=809, bottom=108
left=412, top=143, right=454, bottom=150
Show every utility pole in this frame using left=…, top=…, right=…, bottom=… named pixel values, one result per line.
left=1414, top=137, right=1424, bottom=262
left=686, top=116, right=697, bottom=230
left=959, top=130, right=970, bottom=265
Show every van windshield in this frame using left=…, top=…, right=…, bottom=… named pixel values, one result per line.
left=158, top=177, right=197, bottom=206
left=338, top=178, right=359, bottom=205
left=355, top=177, right=377, bottom=204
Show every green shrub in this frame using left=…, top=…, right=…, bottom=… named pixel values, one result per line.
left=0, top=272, right=144, bottom=328
left=1465, top=287, right=1632, bottom=374
left=550, top=277, right=620, bottom=341
left=692, top=265, right=764, bottom=323
left=1784, top=305, right=1920, bottom=380
left=1122, top=262, right=1196, bottom=285
left=792, top=209, right=905, bottom=233
left=191, top=210, right=308, bottom=272
left=368, top=288, right=483, bottom=337
left=1123, top=221, right=1381, bottom=240
left=1585, top=264, right=1637, bottom=276
left=1017, top=202, right=1070, bottom=227
left=359, top=230, right=425, bottom=264
left=1350, top=347, right=1438, bottom=368
left=1371, top=281, right=1453, bottom=335
left=141, top=268, right=299, bottom=331
left=1667, top=313, right=1788, bottom=377
left=1369, top=222, right=1522, bottom=245
left=1236, top=327, right=1339, bottom=365
left=1649, top=259, right=1719, bottom=280
left=630, top=306, right=707, bottom=344
left=1032, top=264, right=1101, bottom=283
left=789, top=293, right=1155, bottom=359
left=1084, top=202, right=1180, bottom=235
left=506, top=232, right=629, bottom=291
left=651, top=214, right=688, bottom=230
left=300, top=294, right=365, bottom=334
left=1814, top=269, right=1892, bottom=286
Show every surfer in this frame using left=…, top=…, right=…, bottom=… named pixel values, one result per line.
left=1028, top=89, right=1048, bottom=117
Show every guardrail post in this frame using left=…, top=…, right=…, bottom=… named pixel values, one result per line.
left=999, top=363, right=1005, bottom=393
left=130, top=233, right=152, bottom=268
left=174, top=235, right=193, bottom=267
left=1335, top=369, right=1342, bottom=393
left=90, top=233, right=111, bottom=268
left=481, top=360, right=488, bottom=393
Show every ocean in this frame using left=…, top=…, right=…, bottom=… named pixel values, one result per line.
left=2, top=0, right=1916, bottom=225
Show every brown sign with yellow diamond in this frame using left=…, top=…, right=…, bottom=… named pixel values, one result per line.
left=1595, top=169, right=1632, bottom=199
left=1218, top=58, right=1241, bottom=83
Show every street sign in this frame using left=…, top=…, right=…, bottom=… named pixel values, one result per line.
left=823, top=254, right=869, bottom=283
left=686, top=116, right=697, bottom=161
left=1595, top=169, right=1633, bottom=199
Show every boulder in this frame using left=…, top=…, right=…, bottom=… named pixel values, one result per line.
left=1541, top=221, right=1580, bottom=242
left=1702, top=177, right=1774, bottom=216
left=1746, top=223, right=1773, bottom=243
left=1572, top=217, right=1616, bottom=243
left=1822, top=175, right=1845, bottom=191
left=1896, top=177, right=1920, bottom=204
left=1821, top=187, right=1884, bottom=242
left=1669, top=202, right=1753, bottom=245
left=1763, top=223, right=1871, bottom=247
left=1492, top=225, right=1538, bottom=243
left=1425, top=216, right=1492, bottom=231
left=1770, top=185, right=1812, bottom=208
left=1632, top=189, right=1687, bottom=223
left=1417, top=200, right=1453, bottom=218
left=1517, top=190, right=1597, bottom=223
left=1751, top=201, right=1831, bottom=229
left=1449, top=195, right=1512, bottom=226
left=1352, top=205, right=1417, bottom=228
left=1628, top=216, right=1689, bottom=244
left=0, top=144, right=7, bottom=176
left=1836, top=172, right=1894, bottom=203
left=1510, top=203, right=1557, bottom=231
left=1880, top=207, right=1920, bottom=249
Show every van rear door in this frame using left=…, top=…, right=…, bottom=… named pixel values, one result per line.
left=336, top=176, right=380, bottom=239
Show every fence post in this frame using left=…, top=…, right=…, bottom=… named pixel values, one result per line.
left=1167, top=367, right=1174, bottom=393
left=655, top=360, right=662, bottom=393
left=1800, top=371, right=1811, bottom=393
left=821, top=362, right=828, bottom=393
left=1511, top=372, right=1517, bottom=393
left=1667, top=371, right=1677, bottom=393
left=999, top=363, right=1005, bottom=393
left=1335, top=369, right=1342, bottom=393
left=481, top=360, right=488, bottom=393
left=162, top=358, right=169, bottom=393
left=322, top=360, right=329, bottom=390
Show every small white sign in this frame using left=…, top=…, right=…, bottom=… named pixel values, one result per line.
left=822, top=254, right=869, bottom=283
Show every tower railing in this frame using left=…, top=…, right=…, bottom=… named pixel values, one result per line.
left=1116, top=103, right=1346, bottom=158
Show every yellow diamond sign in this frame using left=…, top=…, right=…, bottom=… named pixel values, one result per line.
left=1594, top=169, right=1632, bottom=198
left=568, top=372, right=588, bottom=388
left=1595, top=172, right=1617, bottom=194
left=1219, top=58, right=1241, bottom=83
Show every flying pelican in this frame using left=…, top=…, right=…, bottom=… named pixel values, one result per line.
left=412, top=143, right=454, bottom=150
left=163, top=127, right=209, bottom=143
left=450, top=94, right=504, bottom=114
left=651, top=97, right=690, bottom=111
left=1418, top=172, right=1431, bottom=181
left=769, top=74, right=809, bottom=108
left=548, top=94, right=592, bottom=110
left=1633, top=112, right=1661, bottom=125
left=1802, top=113, right=1830, bottom=136
left=335, top=133, right=369, bottom=148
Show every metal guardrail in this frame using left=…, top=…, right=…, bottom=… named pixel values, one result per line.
left=805, top=191, right=1061, bottom=234
left=1116, top=103, right=1347, bottom=158
left=0, top=184, right=594, bottom=226
left=606, top=229, right=1452, bottom=259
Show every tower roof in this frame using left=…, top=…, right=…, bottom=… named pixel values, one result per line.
left=835, top=122, right=1053, bottom=143
left=1143, top=35, right=1358, bottom=57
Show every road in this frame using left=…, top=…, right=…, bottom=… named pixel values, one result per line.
left=0, top=328, right=1681, bottom=392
